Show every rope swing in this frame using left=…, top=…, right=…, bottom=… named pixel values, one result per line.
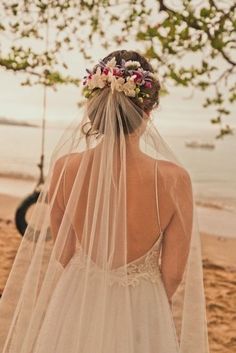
left=15, top=15, right=49, bottom=236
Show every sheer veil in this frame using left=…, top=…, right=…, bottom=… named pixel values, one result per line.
left=0, top=65, right=209, bottom=352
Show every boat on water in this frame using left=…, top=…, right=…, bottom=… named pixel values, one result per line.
left=185, top=140, right=215, bottom=149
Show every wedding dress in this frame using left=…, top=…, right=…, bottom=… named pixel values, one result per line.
left=32, top=161, right=180, bottom=353
left=0, top=53, right=209, bottom=353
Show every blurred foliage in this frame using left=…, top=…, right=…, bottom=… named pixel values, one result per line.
left=0, top=0, right=235, bottom=138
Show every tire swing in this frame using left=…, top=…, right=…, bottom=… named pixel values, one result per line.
left=15, top=189, right=41, bottom=236
left=14, top=152, right=45, bottom=237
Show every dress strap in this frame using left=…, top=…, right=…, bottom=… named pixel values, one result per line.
left=62, top=161, right=67, bottom=209
left=154, top=160, right=163, bottom=236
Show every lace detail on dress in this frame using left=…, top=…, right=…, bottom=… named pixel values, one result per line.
left=68, top=236, right=162, bottom=288
left=108, top=248, right=161, bottom=287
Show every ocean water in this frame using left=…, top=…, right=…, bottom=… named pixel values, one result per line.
left=0, top=122, right=235, bottom=201
left=0, top=120, right=235, bottom=237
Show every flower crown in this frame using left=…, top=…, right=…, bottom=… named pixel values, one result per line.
left=82, top=57, right=157, bottom=103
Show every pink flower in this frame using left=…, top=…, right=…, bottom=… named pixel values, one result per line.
left=132, top=71, right=143, bottom=83
left=113, top=68, right=122, bottom=77
left=103, top=67, right=110, bottom=75
left=145, top=81, right=152, bottom=89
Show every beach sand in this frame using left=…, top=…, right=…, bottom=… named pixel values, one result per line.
left=0, top=193, right=235, bottom=353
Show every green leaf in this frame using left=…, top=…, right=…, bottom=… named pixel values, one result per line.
left=198, top=81, right=209, bottom=90
left=217, top=108, right=230, bottom=115
left=211, top=36, right=224, bottom=50
left=211, top=117, right=221, bottom=124
left=145, top=46, right=157, bottom=59
left=200, top=8, right=211, bottom=18
left=147, top=26, right=159, bottom=38
left=136, top=31, right=147, bottom=40
left=229, top=92, right=236, bottom=103
left=202, top=61, right=208, bottom=69
left=179, top=27, right=189, bottom=40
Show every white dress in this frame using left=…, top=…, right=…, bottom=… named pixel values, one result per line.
left=33, top=164, right=180, bottom=353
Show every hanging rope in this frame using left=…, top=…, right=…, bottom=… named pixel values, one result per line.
left=36, top=11, right=49, bottom=190
left=15, top=12, right=49, bottom=236
left=36, top=76, right=47, bottom=189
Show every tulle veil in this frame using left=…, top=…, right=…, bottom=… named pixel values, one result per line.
left=0, top=86, right=209, bottom=353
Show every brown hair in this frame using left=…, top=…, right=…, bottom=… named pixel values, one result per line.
left=82, top=50, right=160, bottom=138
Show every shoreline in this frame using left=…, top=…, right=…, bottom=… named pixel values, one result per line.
left=0, top=190, right=235, bottom=239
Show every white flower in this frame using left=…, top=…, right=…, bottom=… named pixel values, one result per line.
left=147, top=72, right=158, bottom=80
left=121, top=77, right=136, bottom=97
left=110, top=76, right=125, bottom=94
left=106, top=57, right=117, bottom=68
left=87, top=67, right=107, bottom=90
left=124, top=60, right=141, bottom=69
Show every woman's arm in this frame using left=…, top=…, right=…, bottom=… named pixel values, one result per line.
left=160, top=168, right=193, bottom=303
left=48, top=157, right=76, bottom=267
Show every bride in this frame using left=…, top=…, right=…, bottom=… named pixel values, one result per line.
left=0, top=50, right=209, bottom=353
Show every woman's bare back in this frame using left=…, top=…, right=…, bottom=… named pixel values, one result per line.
left=55, top=150, right=189, bottom=263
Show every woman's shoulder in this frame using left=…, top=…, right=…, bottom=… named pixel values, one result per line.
left=53, top=152, right=83, bottom=171
left=158, top=159, right=190, bottom=174
left=157, top=159, right=192, bottom=186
